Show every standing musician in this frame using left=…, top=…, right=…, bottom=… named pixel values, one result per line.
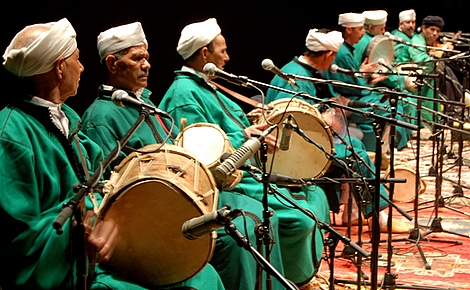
left=0, top=18, right=144, bottom=290
left=264, top=28, right=410, bottom=233
left=158, top=17, right=331, bottom=288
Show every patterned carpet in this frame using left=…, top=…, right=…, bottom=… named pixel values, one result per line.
left=304, top=127, right=470, bottom=290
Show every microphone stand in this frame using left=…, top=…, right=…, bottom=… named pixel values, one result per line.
left=53, top=108, right=155, bottom=290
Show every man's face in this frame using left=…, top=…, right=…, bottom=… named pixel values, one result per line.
left=370, top=23, right=386, bottom=36
left=61, top=49, right=84, bottom=99
left=349, top=26, right=365, bottom=45
left=422, top=25, right=441, bottom=45
left=114, top=45, right=150, bottom=92
left=205, top=34, right=230, bottom=70
left=399, top=20, right=416, bottom=38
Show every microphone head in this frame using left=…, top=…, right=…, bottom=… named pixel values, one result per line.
left=377, top=58, right=385, bottom=64
left=203, top=63, right=217, bottom=76
left=329, top=64, right=338, bottom=73
left=383, top=31, right=391, bottom=37
left=261, top=58, right=274, bottom=70
left=111, top=89, right=128, bottom=107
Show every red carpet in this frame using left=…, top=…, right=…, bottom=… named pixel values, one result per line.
left=305, top=128, right=470, bottom=289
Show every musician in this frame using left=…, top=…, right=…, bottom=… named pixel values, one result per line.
left=0, top=18, right=145, bottom=289
left=324, top=12, right=410, bottom=153
left=397, top=15, right=464, bottom=122
left=158, top=17, right=331, bottom=287
left=391, top=9, right=418, bottom=63
left=264, top=28, right=410, bottom=233
left=81, top=21, right=288, bottom=290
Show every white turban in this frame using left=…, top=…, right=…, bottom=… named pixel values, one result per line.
left=3, top=18, right=77, bottom=77
left=177, top=18, right=221, bottom=60
left=399, top=9, right=416, bottom=23
left=338, top=13, right=365, bottom=28
left=363, top=10, right=388, bottom=25
left=97, top=22, right=147, bottom=62
left=306, top=29, right=344, bottom=52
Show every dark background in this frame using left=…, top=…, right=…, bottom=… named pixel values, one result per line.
left=1, top=1, right=469, bottom=115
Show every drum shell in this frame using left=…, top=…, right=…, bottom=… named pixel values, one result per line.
left=99, top=144, right=218, bottom=287
left=383, top=166, right=426, bottom=203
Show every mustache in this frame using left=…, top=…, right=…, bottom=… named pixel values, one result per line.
left=138, top=71, right=149, bottom=77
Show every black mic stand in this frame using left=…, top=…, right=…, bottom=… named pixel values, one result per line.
left=53, top=108, right=156, bottom=290
left=255, top=140, right=275, bottom=290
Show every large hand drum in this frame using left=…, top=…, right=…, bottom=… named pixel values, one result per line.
left=365, top=35, right=395, bottom=71
left=253, top=98, right=334, bottom=179
left=99, top=144, right=218, bottom=287
left=175, top=123, right=243, bottom=190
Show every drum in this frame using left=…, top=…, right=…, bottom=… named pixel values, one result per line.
left=364, top=35, right=395, bottom=71
left=175, top=123, right=243, bottom=190
left=253, top=98, right=335, bottom=179
left=99, top=144, right=218, bottom=287
left=383, top=165, right=426, bottom=203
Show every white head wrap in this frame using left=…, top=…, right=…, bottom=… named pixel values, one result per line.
left=338, top=13, right=366, bottom=28
left=362, top=10, right=388, bottom=25
left=177, top=18, right=221, bottom=60
left=3, top=18, right=77, bottom=77
left=97, top=22, right=147, bottom=63
left=305, top=29, right=344, bottom=52
left=399, top=9, right=416, bottom=23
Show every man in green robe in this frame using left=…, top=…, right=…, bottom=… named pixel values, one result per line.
left=391, top=9, right=418, bottom=63
left=265, top=28, right=410, bottom=233
left=324, top=12, right=410, bottom=153
left=159, top=18, right=331, bottom=287
left=81, top=22, right=278, bottom=290
left=0, top=18, right=153, bottom=290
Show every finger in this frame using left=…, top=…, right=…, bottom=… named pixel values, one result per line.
left=98, top=224, right=119, bottom=263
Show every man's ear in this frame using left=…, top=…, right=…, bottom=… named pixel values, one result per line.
left=54, top=57, right=66, bottom=79
left=105, top=55, right=118, bottom=74
left=200, top=47, right=209, bottom=62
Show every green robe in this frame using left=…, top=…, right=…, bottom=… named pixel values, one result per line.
left=82, top=87, right=261, bottom=290
left=159, top=69, right=331, bottom=285
left=324, top=42, right=410, bottom=151
left=265, top=58, right=389, bottom=216
left=0, top=98, right=145, bottom=289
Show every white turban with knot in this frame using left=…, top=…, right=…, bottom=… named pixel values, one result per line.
left=3, top=18, right=77, bottom=77
left=305, top=29, right=344, bottom=52
left=97, top=22, right=148, bottom=63
left=177, top=18, right=221, bottom=60
left=399, top=9, right=416, bottom=23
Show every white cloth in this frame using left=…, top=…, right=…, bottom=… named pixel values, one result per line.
left=305, top=29, right=344, bottom=52
left=97, top=22, right=147, bottom=62
left=3, top=18, right=77, bottom=77
left=30, top=96, right=69, bottom=136
left=338, top=13, right=365, bottom=28
left=399, top=9, right=416, bottom=22
left=177, top=18, right=221, bottom=60
left=362, top=10, right=388, bottom=25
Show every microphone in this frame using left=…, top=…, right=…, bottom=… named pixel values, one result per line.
left=181, top=205, right=242, bottom=240
left=261, top=59, right=299, bottom=89
left=377, top=58, right=395, bottom=72
left=279, top=114, right=294, bottom=151
left=268, top=172, right=304, bottom=187
left=442, top=37, right=462, bottom=45
left=213, top=124, right=277, bottom=181
left=203, top=63, right=248, bottom=86
left=348, top=100, right=381, bottom=108
left=220, top=152, right=262, bottom=174
left=329, top=64, right=364, bottom=78
left=111, top=90, right=172, bottom=118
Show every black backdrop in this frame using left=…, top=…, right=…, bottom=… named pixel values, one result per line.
left=1, top=1, right=469, bottom=115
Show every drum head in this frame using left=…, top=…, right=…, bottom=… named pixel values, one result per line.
left=365, top=35, right=394, bottom=70
left=384, top=167, right=425, bottom=203
left=261, top=98, right=334, bottom=179
left=102, top=180, right=214, bottom=287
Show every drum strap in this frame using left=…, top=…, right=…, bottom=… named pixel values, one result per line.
left=210, top=80, right=262, bottom=108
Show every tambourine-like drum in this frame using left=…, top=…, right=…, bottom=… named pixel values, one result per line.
left=365, top=35, right=395, bottom=71
left=175, top=123, right=243, bottom=190
left=99, top=144, right=218, bottom=287
left=253, top=98, right=335, bottom=179
left=383, top=165, right=427, bottom=203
